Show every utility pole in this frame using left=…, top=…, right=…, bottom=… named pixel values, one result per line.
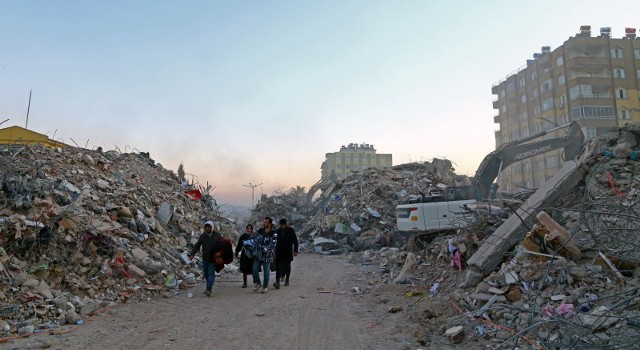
left=243, top=182, right=263, bottom=207
left=25, top=90, right=32, bottom=129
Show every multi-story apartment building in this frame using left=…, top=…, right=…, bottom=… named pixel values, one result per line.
left=321, top=143, right=392, bottom=180
left=492, top=26, right=640, bottom=193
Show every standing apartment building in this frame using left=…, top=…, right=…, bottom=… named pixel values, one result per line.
left=321, top=143, right=392, bottom=180
left=492, top=26, right=640, bottom=193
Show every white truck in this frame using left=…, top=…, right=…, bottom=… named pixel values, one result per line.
left=396, top=122, right=585, bottom=234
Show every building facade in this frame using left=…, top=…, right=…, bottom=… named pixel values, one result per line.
left=321, top=143, right=392, bottom=180
left=492, top=26, right=640, bottom=193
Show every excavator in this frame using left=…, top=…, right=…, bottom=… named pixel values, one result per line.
left=470, top=121, right=584, bottom=201
left=397, top=121, right=585, bottom=233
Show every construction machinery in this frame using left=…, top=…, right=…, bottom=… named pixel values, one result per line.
left=397, top=122, right=585, bottom=233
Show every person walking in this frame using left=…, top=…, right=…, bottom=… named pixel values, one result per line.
left=252, top=217, right=277, bottom=294
left=188, top=221, right=222, bottom=297
left=274, top=218, right=298, bottom=288
left=234, top=224, right=256, bottom=288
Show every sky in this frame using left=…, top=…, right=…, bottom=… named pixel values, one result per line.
left=1, top=1, right=638, bottom=206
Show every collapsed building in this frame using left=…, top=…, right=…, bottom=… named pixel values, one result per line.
left=260, top=158, right=471, bottom=254
left=344, top=124, right=640, bottom=349
left=4, top=122, right=640, bottom=347
left=0, top=144, right=238, bottom=335
left=245, top=123, right=640, bottom=349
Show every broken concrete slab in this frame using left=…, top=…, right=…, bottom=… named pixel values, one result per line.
left=156, top=202, right=172, bottom=225
left=466, top=160, right=587, bottom=284
left=131, top=248, right=149, bottom=261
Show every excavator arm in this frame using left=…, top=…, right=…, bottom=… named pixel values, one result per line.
left=470, top=121, right=584, bottom=200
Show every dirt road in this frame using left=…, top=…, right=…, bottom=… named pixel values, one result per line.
left=3, top=254, right=415, bottom=350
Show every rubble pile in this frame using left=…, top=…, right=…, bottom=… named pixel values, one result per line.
left=300, top=159, right=470, bottom=253
left=0, top=144, right=237, bottom=336
left=249, top=186, right=310, bottom=227
left=346, top=124, right=640, bottom=349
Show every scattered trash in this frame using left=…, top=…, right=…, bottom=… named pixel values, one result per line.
left=445, top=326, right=464, bottom=343
left=388, top=306, right=404, bottom=313
left=429, top=283, right=439, bottom=297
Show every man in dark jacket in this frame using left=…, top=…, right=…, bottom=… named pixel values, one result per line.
left=273, top=218, right=298, bottom=289
left=188, top=220, right=222, bottom=297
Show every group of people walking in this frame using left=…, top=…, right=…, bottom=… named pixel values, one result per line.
left=235, top=216, right=299, bottom=294
left=188, top=216, right=299, bottom=296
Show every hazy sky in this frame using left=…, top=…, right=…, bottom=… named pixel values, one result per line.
left=1, top=1, right=638, bottom=206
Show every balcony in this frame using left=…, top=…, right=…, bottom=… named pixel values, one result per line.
left=494, top=114, right=500, bottom=123
left=491, top=85, right=499, bottom=94
left=564, top=36, right=608, bottom=51
left=569, top=93, right=612, bottom=102
left=566, top=55, right=609, bottom=69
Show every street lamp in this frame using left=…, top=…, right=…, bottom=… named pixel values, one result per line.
left=243, top=182, right=263, bottom=207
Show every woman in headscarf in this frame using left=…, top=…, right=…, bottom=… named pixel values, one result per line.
left=234, top=224, right=256, bottom=288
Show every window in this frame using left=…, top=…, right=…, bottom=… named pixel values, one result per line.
left=500, top=89, right=506, bottom=97
left=611, top=48, right=623, bottom=58
left=547, top=156, right=559, bottom=168
left=569, top=85, right=594, bottom=99
left=336, top=155, right=341, bottom=161
left=511, top=130, right=520, bottom=141
left=556, top=55, right=564, bottom=66
left=531, top=71, right=537, bottom=81
left=507, top=82, right=516, bottom=93
left=559, top=94, right=566, bottom=107
left=522, top=127, right=529, bottom=137
left=637, top=69, right=640, bottom=79
left=540, top=79, right=552, bottom=93
left=582, top=127, right=597, bottom=139
left=636, top=49, right=640, bottom=59
left=619, top=109, right=630, bottom=120
left=571, top=106, right=615, bottom=120
left=521, top=110, right=528, bottom=120
left=542, top=97, right=554, bottom=111
left=521, top=94, right=527, bottom=103
left=534, top=105, right=540, bottom=116
left=617, top=88, right=627, bottom=99
left=532, top=88, right=539, bottom=100
left=337, top=164, right=341, bottom=169
left=538, top=161, right=545, bottom=171
left=614, top=68, right=626, bottom=79
left=558, top=74, right=565, bottom=86
left=501, top=104, right=506, bottom=113
left=535, top=124, right=542, bottom=133
left=519, top=78, right=526, bottom=87
left=561, top=114, right=570, bottom=124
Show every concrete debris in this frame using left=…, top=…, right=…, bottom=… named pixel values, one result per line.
left=0, top=144, right=240, bottom=337
left=394, top=252, right=418, bottom=284
left=302, top=159, right=469, bottom=253
left=342, top=124, right=640, bottom=349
